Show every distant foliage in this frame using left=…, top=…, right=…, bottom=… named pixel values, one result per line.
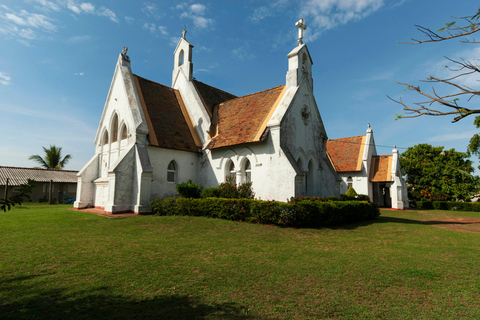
left=345, top=187, right=358, bottom=198
left=176, top=180, right=202, bottom=198
left=1, top=179, right=35, bottom=212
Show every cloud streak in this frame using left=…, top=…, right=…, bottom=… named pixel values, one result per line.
left=0, top=72, right=11, bottom=85
left=178, top=3, right=213, bottom=29
left=300, top=0, right=384, bottom=40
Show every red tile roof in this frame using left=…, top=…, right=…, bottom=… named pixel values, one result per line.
left=193, top=80, right=237, bottom=117
left=0, top=166, right=78, bottom=186
left=326, top=136, right=365, bottom=172
left=208, top=85, right=285, bottom=149
left=370, top=155, right=392, bottom=182
left=134, top=75, right=200, bottom=153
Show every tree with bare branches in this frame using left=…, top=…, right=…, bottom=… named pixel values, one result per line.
left=390, top=7, right=480, bottom=123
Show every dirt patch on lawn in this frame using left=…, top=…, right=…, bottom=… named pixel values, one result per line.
left=428, top=218, right=480, bottom=234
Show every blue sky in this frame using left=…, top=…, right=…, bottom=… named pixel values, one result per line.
left=0, top=0, right=478, bottom=171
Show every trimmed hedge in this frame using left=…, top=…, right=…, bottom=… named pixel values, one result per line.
left=289, top=195, right=371, bottom=203
left=409, top=200, right=480, bottom=212
left=151, top=197, right=380, bottom=228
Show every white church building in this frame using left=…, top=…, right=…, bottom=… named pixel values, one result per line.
left=74, top=20, right=408, bottom=214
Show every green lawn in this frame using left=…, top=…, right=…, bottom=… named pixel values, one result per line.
left=1, top=204, right=480, bottom=319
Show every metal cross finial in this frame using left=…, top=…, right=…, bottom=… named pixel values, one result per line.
left=181, top=27, right=187, bottom=39
left=121, top=46, right=130, bottom=61
left=295, top=18, right=307, bottom=45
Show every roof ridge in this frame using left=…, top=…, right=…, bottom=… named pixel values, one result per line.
left=133, top=74, right=175, bottom=91
left=0, top=166, right=79, bottom=172
left=219, top=84, right=285, bottom=105
left=193, top=79, right=237, bottom=98
left=328, top=135, right=366, bottom=142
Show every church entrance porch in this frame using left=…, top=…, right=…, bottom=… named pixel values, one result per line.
left=373, top=182, right=391, bottom=208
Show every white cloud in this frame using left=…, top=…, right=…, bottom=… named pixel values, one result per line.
left=80, top=3, right=95, bottom=14
left=30, top=0, right=61, bottom=12
left=178, top=3, right=213, bottom=29
left=232, top=47, right=255, bottom=60
left=66, top=0, right=82, bottom=14
left=250, top=6, right=272, bottom=23
left=125, top=16, right=134, bottom=24
left=0, top=72, right=11, bottom=85
left=143, top=22, right=156, bottom=33
left=300, top=0, right=384, bottom=40
left=429, top=130, right=478, bottom=142
left=189, top=4, right=205, bottom=15
left=4, top=10, right=56, bottom=32
left=74, top=72, right=84, bottom=76
left=98, top=6, right=118, bottom=23
left=158, top=26, right=168, bottom=36
left=67, top=34, right=90, bottom=43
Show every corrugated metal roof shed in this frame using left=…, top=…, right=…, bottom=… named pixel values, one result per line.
left=0, top=166, right=78, bottom=186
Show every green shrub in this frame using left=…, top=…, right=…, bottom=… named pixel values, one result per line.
left=176, top=180, right=202, bottom=198
left=150, top=197, right=379, bottom=228
left=345, top=187, right=358, bottom=198
left=201, top=176, right=255, bottom=199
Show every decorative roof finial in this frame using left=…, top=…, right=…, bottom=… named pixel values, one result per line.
left=181, top=26, right=187, bottom=39
left=121, top=46, right=130, bottom=61
left=368, top=123, right=371, bottom=129
left=394, top=144, right=397, bottom=149
left=295, top=18, right=307, bottom=45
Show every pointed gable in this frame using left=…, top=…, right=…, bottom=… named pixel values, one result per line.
left=193, top=80, right=237, bottom=117
left=134, top=75, right=201, bottom=153
left=209, top=85, right=286, bottom=149
left=370, top=155, right=393, bottom=182
left=326, top=135, right=366, bottom=172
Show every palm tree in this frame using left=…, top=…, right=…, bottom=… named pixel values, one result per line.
left=29, top=145, right=72, bottom=169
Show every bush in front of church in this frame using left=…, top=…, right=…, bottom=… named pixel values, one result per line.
left=176, top=180, right=202, bottom=198
left=150, top=197, right=379, bottom=228
left=200, top=176, right=255, bottom=199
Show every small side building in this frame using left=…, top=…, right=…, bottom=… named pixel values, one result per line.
left=326, top=125, right=409, bottom=209
left=0, top=166, right=78, bottom=203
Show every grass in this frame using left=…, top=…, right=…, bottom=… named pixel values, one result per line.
left=1, top=204, right=480, bottom=319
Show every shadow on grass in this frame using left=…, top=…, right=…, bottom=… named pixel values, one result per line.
left=331, top=215, right=480, bottom=231
left=0, top=275, right=255, bottom=320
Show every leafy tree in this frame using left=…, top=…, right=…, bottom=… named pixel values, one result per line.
left=29, top=145, right=72, bottom=169
left=399, top=144, right=479, bottom=201
left=1, top=179, right=35, bottom=212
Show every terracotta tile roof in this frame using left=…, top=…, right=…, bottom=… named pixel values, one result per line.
left=134, top=75, right=200, bottom=153
left=208, top=85, right=285, bottom=149
left=0, top=166, right=78, bottom=186
left=326, top=136, right=365, bottom=172
left=370, top=155, right=393, bottom=182
left=193, top=80, right=237, bottom=117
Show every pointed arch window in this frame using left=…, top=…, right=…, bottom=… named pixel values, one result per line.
left=228, top=161, right=236, bottom=184
left=243, top=159, right=251, bottom=183
left=167, top=160, right=177, bottom=183
left=347, top=176, right=353, bottom=189
left=103, top=130, right=109, bottom=145
left=178, top=50, right=184, bottom=66
left=112, top=114, right=119, bottom=142
left=121, top=124, right=128, bottom=140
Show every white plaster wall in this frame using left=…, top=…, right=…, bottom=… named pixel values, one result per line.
left=200, top=127, right=297, bottom=202
left=279, top=79, right=338, bottom=197
left=338, top=172, right=370, bottom=196
left=148, top=146, right=199, bottom=199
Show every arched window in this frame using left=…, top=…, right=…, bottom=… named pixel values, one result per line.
left=103, top=130, right=109, bottom=145
left=121, top=124, right=127, bottom=140
left=112, top=114, right=119, bottom=142
left=178, top=50, right=184, bottom=66
left=167, top=161, right=177, bottom=183
left=244, top=159, right=251, bottom=183
left=228, top=161, right=236, bottom=184
left=347, top=176, right=353, bottom=189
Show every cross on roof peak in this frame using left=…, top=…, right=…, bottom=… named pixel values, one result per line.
left=295, top=18, right=307, bottom=45
left=181, top=27, right=187, bottom=39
